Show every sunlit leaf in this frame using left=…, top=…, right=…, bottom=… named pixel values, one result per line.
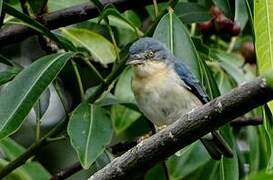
left=0, top=53, right=75, bottom=140
left=62, top=28, right=116, bottom=64
left=235, top=0, right=248, bottom=30
left=68, top=103, right=112, bottom=169
left=254, top=0, right=273, bottom=115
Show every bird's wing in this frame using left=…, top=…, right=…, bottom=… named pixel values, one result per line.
left=174, top=60, right=209, bottom=104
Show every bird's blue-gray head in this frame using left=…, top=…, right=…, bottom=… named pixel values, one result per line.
left=127, top=37, right=174, bottom=65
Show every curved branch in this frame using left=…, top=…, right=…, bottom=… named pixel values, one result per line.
left=89, top=77, right=273, bottom=180
left=0, top=0, right=167, bottom=47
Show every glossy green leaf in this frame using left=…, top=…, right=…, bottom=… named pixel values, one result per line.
left=247, top=170, right=273, bottom=180
left=167, top=142, right=210, bottom=179
left=2, top=2, right=69, bottom=50
left=254, top=0, right=273, bottom=113
left=153, top=12, right=201, bottom=79
left=0, top=53, right=75, bottom=140
left=111, top=68, right=141, bottom=134
left=102, top=7, right=140, bottom=37
left=0, top=67, right=21, bottom=86
left=0, top=137, right=25, bottom=160
left=145, top=163, right=168, bottom=180
left=62, top=28, right=116, bottom=64
left=175, top=2, right=212, bottom=24
left=235, top=0, right=248, bottom=30
left=68, top=103, right=112, bottom=169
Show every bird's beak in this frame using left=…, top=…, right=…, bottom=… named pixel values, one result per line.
left=126, top=54, right=145, bottom=65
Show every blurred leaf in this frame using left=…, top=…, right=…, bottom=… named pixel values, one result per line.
left=47, top=0, right=88, bottom=12
left=33, top=88, right=50, bottom=118
left=167, top=142, right=210, bottom=179
left=247, top=170, right=273, bottom=180
left=0, top=137, right=25, bottom=160
left=247, top=126, right=261, bottom=173
left=0, top=55, right=13, bottom=66
left=0, top=67, right=21, bottom=86
left=210, top=49, right=247, bottom=84
left=0, top=53, right=75, bottom=140
left=175, top=2, right=213, bottom=24
left=111, top=68, right=141, bottom=134
left=212, top=0, right=232, bottom=18
left=27, top=0, right=47, bottom=14
left=68, top=103, right=112, bottom=169
left=145, top=163, right=168, bottom=180
left=124, top=10, right=141, bottom=28
left=235, top=0, right=248, bottom=30
left=254, top=0, right=273, bottom=113
left=0, top=0, right=2, bottom=15
left=0, top=138, right=51, bottom=179
left=2, top=2, right=70, bottom=50
left=62, top=28, right=116, bottom=64
left=262, top=106, right=273, bottom=171
left=153, top=12, right=201, bottom=79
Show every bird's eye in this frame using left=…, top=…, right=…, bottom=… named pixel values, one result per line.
left=147, top=51, right=154, bottom=58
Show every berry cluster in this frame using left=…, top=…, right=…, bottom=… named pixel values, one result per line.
left=197, top=6, right=240, bottom=41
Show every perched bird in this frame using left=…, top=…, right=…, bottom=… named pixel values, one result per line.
left=127, top=37, right=233, bottom=160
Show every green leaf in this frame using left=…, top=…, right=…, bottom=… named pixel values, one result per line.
left=167, top=142, right=210, bottom=179
left=68, top=103, right=112, bottom=169
left=247, top=170, right=273, bottom=180
left=254, top=0, right=273, bottom=112
left=212, top=0, right=232, bottom=18
left=102, top=7, right=140, bottom=37
left=111, top=68, right=141, bottom=134
left=27, top=0, right=47, bottom=14
left=0, top=53, right=75, bottom=140
left=0, top=137, right=25, bottom=160
left=235, top=0, right=248, bottom=30
left=153, top=12, right=201, bottom=79
left=62, top=28, right=116, bottom=64
left=2, top=2, right=69, bottom=50
left=0, top=138, right=51, bottom=179
left=0, top=55, right=14, bottom=66
left=175, top=2, right=213, bottom=24
left=0, top=67, right=21, bottom=86
left=47, top=0, right=88, bottom=11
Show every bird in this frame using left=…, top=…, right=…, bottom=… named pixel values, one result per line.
left=126, top=37, right=233, bottom=160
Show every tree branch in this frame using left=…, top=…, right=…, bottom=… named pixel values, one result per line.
left=230, top=116, right=263, bottom=127
left=89, top=77, right=273, bottom=180
left=0, top=0, right=167, bottom=47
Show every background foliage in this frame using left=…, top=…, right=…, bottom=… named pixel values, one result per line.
left=0, top=0, right=272, bottom=179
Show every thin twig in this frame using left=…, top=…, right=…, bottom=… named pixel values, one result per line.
left=230, top=116, right=263, bottom=127
left=0, top=0, right=168, bottom=47
left=71, top=60, right=85, bottom=101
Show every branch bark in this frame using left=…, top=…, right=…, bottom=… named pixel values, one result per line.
left=89, top=77, right=273, bottom=180
left=0, top=0, right=167, bottom=47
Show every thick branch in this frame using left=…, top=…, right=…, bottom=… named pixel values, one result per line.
left=89, top=77, right=273, bottom=180
left=0, top=0, right=167, bottom=47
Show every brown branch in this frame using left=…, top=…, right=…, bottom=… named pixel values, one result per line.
left=89, top=77, right=273, bottom=180
left=51, top=162, right=82, bottom=180
left=230, top=117, right=263, bottom=127
left=0, top=0, right=167, bottom=47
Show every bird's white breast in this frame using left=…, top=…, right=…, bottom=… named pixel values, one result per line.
left=132, top=63, right=202, bottom=127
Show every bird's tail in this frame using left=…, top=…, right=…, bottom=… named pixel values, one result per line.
left=200, top=131, right=233, bottom=160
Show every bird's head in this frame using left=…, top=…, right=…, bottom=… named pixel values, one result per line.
left=127, top=38, right=174, bottom=77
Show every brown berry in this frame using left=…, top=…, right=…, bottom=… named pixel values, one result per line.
left=230, top=21, right=241, bottom=36
left=210, top=5, right=223, bottom=17
left=240, top=41, right=256, bottom=64
left=197, top=21, right=214, bottom=33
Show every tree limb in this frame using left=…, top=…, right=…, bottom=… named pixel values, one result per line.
left=0, top=0, right=167, bottom=47
left=89, top=77, right=273, bottom=180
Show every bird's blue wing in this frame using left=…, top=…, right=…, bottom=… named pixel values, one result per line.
left=174, top=60, right=209, bottom=103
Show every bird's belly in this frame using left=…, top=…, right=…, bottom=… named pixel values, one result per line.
left=133, top=78, right=202, bottom=126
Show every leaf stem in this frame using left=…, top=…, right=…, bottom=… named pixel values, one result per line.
left=168, top=6, right=174, bottom=54
left=35, top=105, right=41, bottom=142
left=71, top=60, right=85, bottom=101
left=153, top=0, right=159, bottom=17
left=81, top=58, right=105, bottom=84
